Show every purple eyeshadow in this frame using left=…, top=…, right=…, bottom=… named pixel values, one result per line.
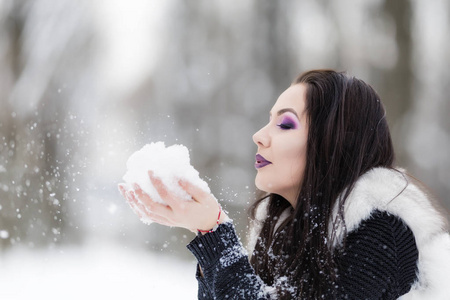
left=278, top=115, right=298, bottom=130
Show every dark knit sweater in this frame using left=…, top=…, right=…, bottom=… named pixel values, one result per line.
left=187, top=210, right=418, bottom=299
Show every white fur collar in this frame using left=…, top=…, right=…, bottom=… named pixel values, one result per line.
left=333, top=167, right=450, bottom=299
left=247, top=167, right=450, bottom=299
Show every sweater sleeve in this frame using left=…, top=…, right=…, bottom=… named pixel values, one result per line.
left=187, top=221, right=270, bottom=300
left=336, top=210, right=419, bottom=300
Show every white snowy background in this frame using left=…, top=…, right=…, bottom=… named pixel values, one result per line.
left=0, top=0, right=449, bottom=299
left=0, top=241, right=198, bottom=299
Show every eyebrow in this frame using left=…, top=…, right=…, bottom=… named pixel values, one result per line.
left=270, top=108, right=299, bottom=118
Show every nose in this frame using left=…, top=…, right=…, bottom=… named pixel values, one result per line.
left=253, top=125, right=270, bottom=148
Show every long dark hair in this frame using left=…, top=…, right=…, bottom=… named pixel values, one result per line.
left=249, top=70, right=395, bottom=299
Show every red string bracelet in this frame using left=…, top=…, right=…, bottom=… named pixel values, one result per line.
left=197, top=204, right=222, bottom=233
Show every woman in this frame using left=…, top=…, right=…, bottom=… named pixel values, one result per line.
left=120, top=70, right=450, bottom=299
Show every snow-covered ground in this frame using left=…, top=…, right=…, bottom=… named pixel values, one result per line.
left=0, top=241, right=198, bottom=300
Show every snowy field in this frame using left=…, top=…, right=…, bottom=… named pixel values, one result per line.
left=0, top=241, right=198, bottom=300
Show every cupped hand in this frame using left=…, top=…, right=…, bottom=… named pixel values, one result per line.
left=118, top=171, right=228, bottom=233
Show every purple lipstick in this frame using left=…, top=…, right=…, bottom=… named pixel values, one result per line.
left=255, top=154, right=272, bottom=169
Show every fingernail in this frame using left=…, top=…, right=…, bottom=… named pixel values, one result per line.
left=133, top=183, right=140, bottom=190
left=118, top=185, right=125, bottom=194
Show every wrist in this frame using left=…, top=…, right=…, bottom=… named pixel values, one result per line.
left=197, top=204, right=225, bottom=234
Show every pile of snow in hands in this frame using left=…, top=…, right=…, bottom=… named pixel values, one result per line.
left=120, top=142, right=211, bottom=224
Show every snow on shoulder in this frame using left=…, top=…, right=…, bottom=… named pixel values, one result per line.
left=121, top=142, right=211, bottom=223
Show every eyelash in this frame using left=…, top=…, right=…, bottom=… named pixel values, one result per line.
left=277, top=123, right=294, bottom=130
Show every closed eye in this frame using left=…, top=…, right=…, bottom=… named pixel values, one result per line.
left=275, top=113, right=299, bottom=130
left=277, top=123, right=295, bottom=130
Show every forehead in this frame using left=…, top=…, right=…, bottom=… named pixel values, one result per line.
left=270, top=83, right=307, bottom=115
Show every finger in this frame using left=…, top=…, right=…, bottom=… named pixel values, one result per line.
left=179, top=180, right=213, bottom=203
left=127, top=192, right=165, bottom=223
left=147, top=171, right=179, bottom=207
left=129, top=197, right=170, bottom=226
left=118, top=183, right=129, bottom=198
left=129, top=202, right=143, bottom=218
left=147, top=171, right=169, bottom=198
left=133, top=184, right=174, bottom=217
left=127, top=197, right=169, bottom=226
left=125, top=189, right=136, bottom=204
left=129, top=191, right=150, bottom=214
left=126, top=192, right=144, bottom=218
left=132, top=183, right=153, bottom=206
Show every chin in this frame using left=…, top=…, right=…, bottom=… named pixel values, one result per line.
left=254, top=177, right=264, bottom=192
left=255, top=177, right=273, bottom=194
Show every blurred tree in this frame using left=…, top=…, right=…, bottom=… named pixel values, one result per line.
left=0, top=0, right=94, bottom=250
left=373, top=0, right=413, bottom=167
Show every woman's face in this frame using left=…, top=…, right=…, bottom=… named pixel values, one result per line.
left=252, top=83, right=308, bottom=206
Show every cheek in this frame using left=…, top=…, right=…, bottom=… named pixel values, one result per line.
left=284, top=140, right=307, bottom=181
left=289, top=154, right=306, bottom=184
left=287, top=150, right=306, bottom=176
